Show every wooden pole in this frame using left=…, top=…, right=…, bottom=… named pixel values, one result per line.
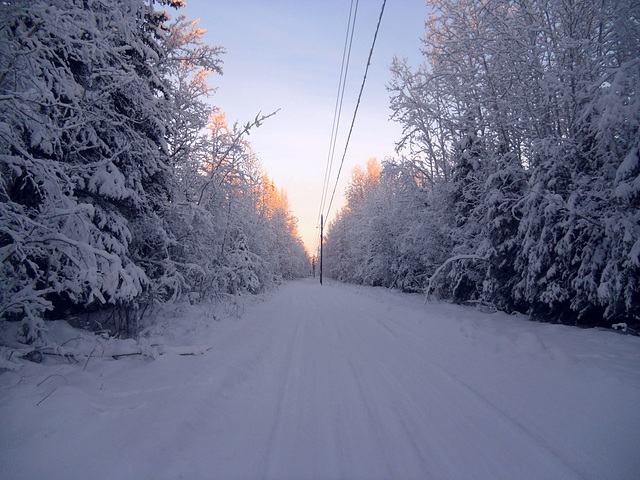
left=320, top=214, right=323, bottom=285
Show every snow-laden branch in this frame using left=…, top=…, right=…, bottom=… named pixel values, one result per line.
left=196, top=109, right=280, bottom=205
left=424, top=255, right=489, bottom=303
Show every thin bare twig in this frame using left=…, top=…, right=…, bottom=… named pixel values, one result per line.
left=36, top=388, right=57, bottom=406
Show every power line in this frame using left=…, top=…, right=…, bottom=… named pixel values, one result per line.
left=324, top=0, right=387, bottom=222
left=315, top=0, right=359, bottom=254
left=318, top=0, right=358, bottom=221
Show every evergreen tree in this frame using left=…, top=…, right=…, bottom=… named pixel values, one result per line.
left=0, top=0, right=188, bottom=339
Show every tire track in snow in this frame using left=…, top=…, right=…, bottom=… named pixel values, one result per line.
left=5, top=280, right=637, bottom=480
left=261, top=308, right=306, bottom=479
left=332, top=302, right=454, bottom=478
left=318, top=299, right=349, bottom=476
left=327, top=288, right=452, bottom=477
left=328, top=287, right=585, bottom=479
left=371, top=310, right=588, bottom=479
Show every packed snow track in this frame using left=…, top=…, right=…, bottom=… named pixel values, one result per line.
left=2, top=279, right=640, bottom=479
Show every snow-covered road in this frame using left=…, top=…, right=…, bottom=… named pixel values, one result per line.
left=2, top=279, right=640, bottom=479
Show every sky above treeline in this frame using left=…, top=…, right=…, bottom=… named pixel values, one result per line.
left=180, top=0, right=428, bottom=253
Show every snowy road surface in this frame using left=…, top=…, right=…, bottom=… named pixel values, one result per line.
left=2, top=279, right=640, bottom=479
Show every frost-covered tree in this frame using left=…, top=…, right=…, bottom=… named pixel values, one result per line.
left=324, top=157, right=451, bottom=291
left=164, top=107, right=309, bottom=300
left=257, top=176, right=309, bottom=280
left=327, top=0, right=640, bottom=327
left=0, top=0, right=307, bottom=343
left=511, top=0, right=640, bottom=325
left=324, top=159, right=383, bottom=284
left=0, top=0, right=193, bottom=340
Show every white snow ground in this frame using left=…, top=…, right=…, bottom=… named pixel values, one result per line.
left=1, top=278, right=640, bottom=480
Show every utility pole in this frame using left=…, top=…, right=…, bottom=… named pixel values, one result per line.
left=320, top=214, right=323, bottom=285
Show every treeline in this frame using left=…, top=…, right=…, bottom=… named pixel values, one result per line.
left=0, top=0, right=308, bottom=342
left=325, top=0, right=639, bottom=327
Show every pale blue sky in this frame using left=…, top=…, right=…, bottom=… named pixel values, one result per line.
left=179, top=0, right=428, bottom=252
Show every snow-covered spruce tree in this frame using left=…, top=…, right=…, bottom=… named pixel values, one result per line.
left=0, top=0, right=206, bottom=340
left=480, top=155, right=527, bottom=313
left=513, top=0, right=640, bottom=325
left=432, top=134, right=489, bottom=303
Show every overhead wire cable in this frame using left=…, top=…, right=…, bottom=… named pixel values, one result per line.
left=324, top=0, right=387, bottom=222
left=318, top=0, right=359, bottom=222
left=315, top=0, right=359, bottom=253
